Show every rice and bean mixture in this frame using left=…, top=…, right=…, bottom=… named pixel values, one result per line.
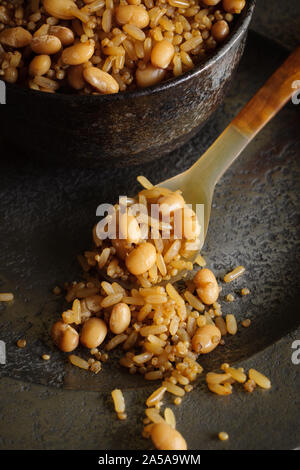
left=47, top=176, right=271, bottom=449
left=0, top=0, right=246, bottom=94
left=0, top=177, right=270, bottom=449
left=76, top=175, right=201, bottom=288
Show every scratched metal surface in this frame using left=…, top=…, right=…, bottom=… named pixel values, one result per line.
left=0, top=32, right=299, bottom=449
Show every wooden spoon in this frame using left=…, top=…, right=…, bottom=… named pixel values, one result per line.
left=159, top=46, right=300, bottom=250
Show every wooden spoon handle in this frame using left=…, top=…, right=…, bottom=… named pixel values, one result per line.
left=189, top=47, right=300, bottom=194
left=232, top=46, right=300, bottom=138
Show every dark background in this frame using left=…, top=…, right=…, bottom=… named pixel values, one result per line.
left=252, top=0, right=300, bottom=50
left=0, top=0, right=299, bottom=451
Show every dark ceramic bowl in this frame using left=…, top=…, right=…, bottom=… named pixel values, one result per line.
left=3, top=1, right=255, bottom=167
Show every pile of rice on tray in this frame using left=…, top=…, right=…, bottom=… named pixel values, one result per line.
left=50, top=176, right=271, bottom=450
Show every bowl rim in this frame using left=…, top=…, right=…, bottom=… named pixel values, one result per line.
left=5, top=0, right=256, bottom=102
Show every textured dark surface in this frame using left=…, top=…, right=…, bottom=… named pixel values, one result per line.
left=1, top=1, right=255, bottom=166
left=252, top=0, right=300, bottom=50
left=0, top=32, right=300, bottom=449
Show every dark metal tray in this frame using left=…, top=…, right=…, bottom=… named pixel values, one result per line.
left=0, top=31, right=299, bottom=449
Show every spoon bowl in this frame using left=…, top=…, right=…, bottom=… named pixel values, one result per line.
left=98, top=46, right=300, bottom=289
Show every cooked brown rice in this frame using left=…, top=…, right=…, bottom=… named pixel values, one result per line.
left=0, top=0, right=246, bottom=93
left=46, top=172, right=272, bottom=449
left=0, top=292, right=14, bottom=301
